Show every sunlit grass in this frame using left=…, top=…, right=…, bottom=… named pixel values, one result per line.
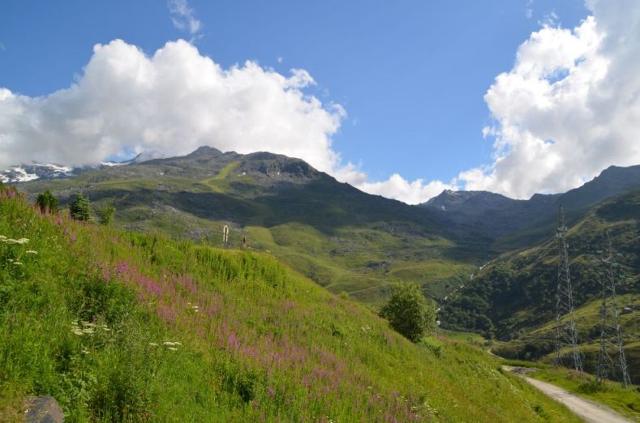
left=0, top=189, right=579, bottom=421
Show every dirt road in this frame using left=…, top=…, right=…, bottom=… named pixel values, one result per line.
left=504, top=366, right=632, bottom=423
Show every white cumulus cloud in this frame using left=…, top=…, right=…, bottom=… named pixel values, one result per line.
left=460, top=0, right=640, bottom=199
left=0, top=38, right=442, bottom=204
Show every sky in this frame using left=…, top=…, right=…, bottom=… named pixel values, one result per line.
left=1, top=0, right=639, bottom=204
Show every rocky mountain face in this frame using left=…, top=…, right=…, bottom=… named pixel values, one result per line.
left=422, top=165, right=640, bottom=251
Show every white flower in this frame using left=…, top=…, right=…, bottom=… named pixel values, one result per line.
left=167, top=347, right=178, bottom=351
left=25, top=250, right=38, bottom=255
left=4, top=238, right=30, bottom=245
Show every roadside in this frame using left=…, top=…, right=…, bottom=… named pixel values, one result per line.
left=504, top=366, right=634, bottom=423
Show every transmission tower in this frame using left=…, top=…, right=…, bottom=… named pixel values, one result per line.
left=554, top=207, right=583, bottom=372
left=595, top=233, right=632, bottom=387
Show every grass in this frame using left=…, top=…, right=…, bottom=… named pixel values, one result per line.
left=0, top=187, right=580, bottom=422
left=19, top=154, right=484, bottom=307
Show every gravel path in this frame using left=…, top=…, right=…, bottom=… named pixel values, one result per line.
left=504, top=366, right=633, bottom=423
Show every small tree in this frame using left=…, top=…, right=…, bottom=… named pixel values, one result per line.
left=69, top=194, right=91, bottom=221
left=380, top=283, right=436, bottom=342
left=96, top=204, right=116, bottom=225
left=36, top=190, right=59, bottom=214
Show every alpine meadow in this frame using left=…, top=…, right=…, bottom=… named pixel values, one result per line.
left=2, top=1, right=640, bottom=422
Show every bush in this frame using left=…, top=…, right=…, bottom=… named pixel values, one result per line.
left=380, top=283, right=436, bottom=342
left=96, top=204, right=116, bottom=226
left=69, top=194, right=91, bottom=221
left=36, top=190, right=59, bottom=214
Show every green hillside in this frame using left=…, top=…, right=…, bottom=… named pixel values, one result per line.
left=0, top=184, right=579, bottom=422
left=20, top=147, right=484, bottom=305
left=442, top=189, right=640, bottom=382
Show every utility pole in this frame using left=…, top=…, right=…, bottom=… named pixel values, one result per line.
left=554, top=206, right=583, bottom=372
left=596, top=233, right=631, bottom=387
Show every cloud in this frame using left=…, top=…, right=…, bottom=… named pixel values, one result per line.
left=525, top=0, right=534, bottom=19
left=0, top=40, right=342, bottom=171
left=168, top=0, right=202, bottom=38
left=357, top=175, right=454, bottom=205
left=459, top=0, right=640, bottom=199
left=0, top=38, right=442, bottom=204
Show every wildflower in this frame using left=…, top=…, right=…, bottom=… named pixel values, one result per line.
left=72, top=328, right=84, bottom=336
left=149, top=342, right=159, bottom=347
left=25, top=250, right=38, bottom=255
left=167, top=347, right=178, bottom=351
left=81, top=348, right=90, bottom=355
left=12, top=261, right=23, bottom=266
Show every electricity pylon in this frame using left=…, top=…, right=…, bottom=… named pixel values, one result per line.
left=554, top=207, right=583, bottom=372
left=595, top=233, right=632, bottom=387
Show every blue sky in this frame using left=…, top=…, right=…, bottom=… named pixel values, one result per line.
left=4, top=1, right=638, bottom=204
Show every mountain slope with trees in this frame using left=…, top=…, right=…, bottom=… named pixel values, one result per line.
left=441, top=188, right=640, bottom=382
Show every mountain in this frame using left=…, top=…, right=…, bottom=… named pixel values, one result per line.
left=441, top=188, right=640, bottom=381
left=0, top=185, right=578, bottom=421
left=422, top=164, right=640, bottom=252
left=0, top=163, right=75, bottom=183
left=0, top=156, right=154, bottom=184
left=15, top=146, right=486, bottom=305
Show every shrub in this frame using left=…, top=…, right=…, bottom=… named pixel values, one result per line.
left=96, top=204, right=116, bottom=226
left=69, top=194, right=91, bottom=221
left=380, top=283, right=436, bottom=342
left=36, top=190, right=59, bottom=214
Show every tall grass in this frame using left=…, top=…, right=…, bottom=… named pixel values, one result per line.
left=0, top=189, right=579, bottom=422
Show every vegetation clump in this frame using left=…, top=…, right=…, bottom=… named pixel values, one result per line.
left=380, top=283, right=436, bottom=342
left=96, top=204, right=116, bottom=225
left=36, top=190, right=59, bottom=214
left=69, top=194, right=91, bottom=221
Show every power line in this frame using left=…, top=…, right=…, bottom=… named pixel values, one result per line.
left=554, top=206, right=583, bottom=372
left=595, top=232, right=631, bottom=387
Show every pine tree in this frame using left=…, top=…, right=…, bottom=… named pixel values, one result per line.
left=69, top=194, right=91, bottom=221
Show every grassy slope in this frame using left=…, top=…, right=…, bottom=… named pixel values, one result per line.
left=0, top=189, right=578, bottom=422
left=21, top=159, right=477, bottom=306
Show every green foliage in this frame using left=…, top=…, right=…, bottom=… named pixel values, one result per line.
left=0, top=193, right=580, bottom=422
left=35, top=190, right=59, bottom=214
left=96, top=204, right=116, bottom=226
left=380, top=283, right=436, bottom=342
left=69, top=194, right=91, bottom=221
left=442, top=190, right=640, bottom=351
left=16, top=151, right=482, bottom=307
